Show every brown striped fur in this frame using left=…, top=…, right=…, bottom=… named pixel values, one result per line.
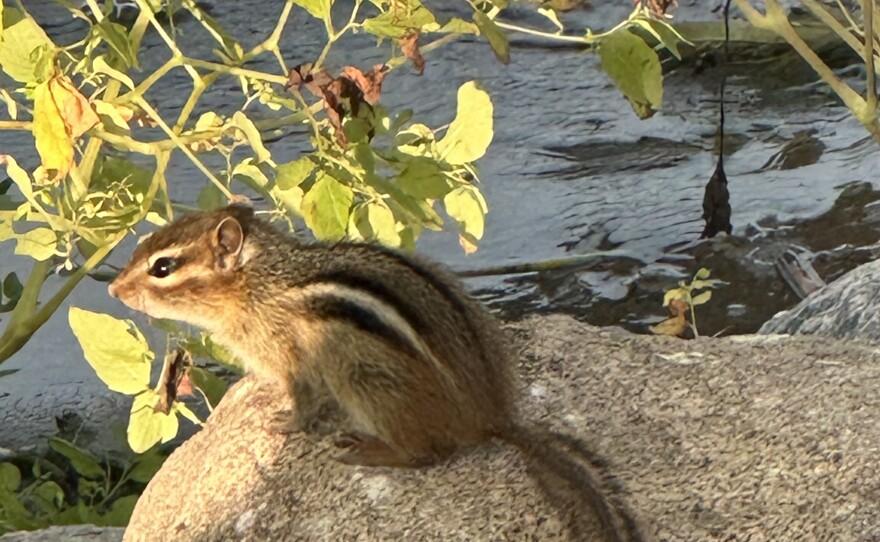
left=109, top=204, right=516, bottom=466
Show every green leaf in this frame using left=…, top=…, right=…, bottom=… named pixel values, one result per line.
left=473, top=11, right=509, bottom=64
left=0, top=155, right=33, bottom=199
left=271, top=185, right=304, bottom=216
left=93, top=100, right=131, bottom=133
left=0, top=88, right=17, bottom=120
left=189, top=367, right=227, bottom=409
left=128, top=449, right=165, bottom=483
left=438, top=18, right=479, bottom=34
left=0, top=8, right=54, bottom=83
left=0, top=489, right=35, bottom=529
left=275, top=157, right=315, bottom=190
left=231, top=112, right=271, bottom=163
left=537, top=8, right=563, bottom=34
left=343, top=117, right=371, bottom=144
left=48, top=438, right=105, bottom=479
left=100, top=495, right=139, bottom=526
left=690, top=279, right=722, bottom=290
left=630, top=18, right=688, bottom=60
left=232, top=160, right=270, bottom=189
left=694, top=268, right=711, bottom=280
left=128, top=390, right=178, bottom=453
left=3, top=272, right=22, bottom=304
left=94, top=20, right=138, bottom=69
left=15, top=227, right=57, bottom=261
left=197, top=184, right=224, bottom=211
left=691, top=290, right=712, bottom=305
left=0, top=463, right=21, bottom=491
left=363, top=0, right=436, bottom=38
left=444, top=186, right=486, bottom=253
left=397, top=158, right=451, bottom=199
left=92, top=55, right=135, bottom=90
left=598, top=28, right=663, bottom=119
left=301, top=173, right=353, bottom=241
left=437, top=81, right=494, bottom=165
left=69, top=308, right=154, bottom=395
left=32, top=481, right=64, bottom=513
left=351, top=201, right=400, bottom=247
left=293, top=0, right=331, bottom=20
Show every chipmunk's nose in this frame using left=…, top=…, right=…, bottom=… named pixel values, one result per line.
left=107, top=280, right=119, bottom=299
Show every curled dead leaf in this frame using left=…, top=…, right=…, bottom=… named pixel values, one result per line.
left=649, top=298, right=688, bottom=337
left=156, top=348, right=193, bottom=415
left=399, top=31, right=425, bottom=74
left=340, top=64, right=388, bottom=105
left=636, top=0, right=678, bottom=18
left=286, top=62, right=333, bottom=98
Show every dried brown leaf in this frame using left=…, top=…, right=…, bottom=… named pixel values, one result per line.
left=399, top=31, right=425, bottom=74
left=287, top=62, right=332, bottom=98
left=340, top=64, right=388, bottom=105
left=649, top=299, right=688, bottom=337
left=156, top=348, right=193, bottom=415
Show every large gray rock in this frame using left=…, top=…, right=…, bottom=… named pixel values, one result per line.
left=124, top=315, right=880, bottom=542
left=760, top=258, right=880, bottom=342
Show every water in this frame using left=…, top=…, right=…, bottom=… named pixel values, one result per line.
left=2, top=0, right=880, bottom=371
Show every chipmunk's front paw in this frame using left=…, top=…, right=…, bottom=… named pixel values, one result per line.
left=268, top=409, right=300, bottom=434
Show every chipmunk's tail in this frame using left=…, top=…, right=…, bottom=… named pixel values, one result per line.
left=502, top=425, right=647, bottom=542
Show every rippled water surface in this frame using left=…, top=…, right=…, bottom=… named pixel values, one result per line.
left=4, top=0, right=880, bottom=344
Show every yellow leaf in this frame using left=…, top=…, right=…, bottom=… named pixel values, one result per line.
left=14, top=227, right=56, bottom=261
left=32, top=81, right=71, bottom=181
left=437, top=81, right=494, bottom=165
left=691, top=290, right=712, bottom=306
left=51, top=76, right=99, bottom=139
left=31, top=76, right=98, bottom=182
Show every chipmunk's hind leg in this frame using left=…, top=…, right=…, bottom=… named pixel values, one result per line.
left=270, top=377, right=342, bottom=437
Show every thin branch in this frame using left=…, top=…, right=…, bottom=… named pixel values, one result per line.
left=181, top=57, right=289, bottom=85
left=0, top=121, right=32, bottom=130
left=866, top=0, right=877, bottom=114
left=134, top=97, right=232, bottom=199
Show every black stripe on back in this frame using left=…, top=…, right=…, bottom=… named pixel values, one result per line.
left=311, top=270, right=428, bottom=333
left=305, top=294, right=424, bottom=361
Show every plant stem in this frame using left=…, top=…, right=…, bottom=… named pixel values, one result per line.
left=0, top=121, right=32, bottom=130
left=866, top=0, right=877, bottom=114
left=133, top=0, right=200, bottom=82
left=493, top=20, right=592, bottom=43
left=314, top=0, right=363, bottom=70
left=134, top=96, right=232, bottom=199
left=734, top=0, right=880, bottom=142
left=801, top=0, right=864, bottom=56
left=116, top=57, right=181, bottom=104
left=180, top=57, right=289, bottom=85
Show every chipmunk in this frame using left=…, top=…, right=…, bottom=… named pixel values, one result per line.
left=108, top=203, right=645, bottom=541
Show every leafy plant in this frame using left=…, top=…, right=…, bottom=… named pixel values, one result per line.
left=0, top=0, right=686, bottom=455
left=733, top=0, right=880, bottom=142
left=0, top=438, right=166, bottom=534
left=651, top=268, right=722, bottom=338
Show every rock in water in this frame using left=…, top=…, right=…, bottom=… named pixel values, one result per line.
left=125, top=315, right=880, bottom=541
left=760, top=258, right=880, bottom=342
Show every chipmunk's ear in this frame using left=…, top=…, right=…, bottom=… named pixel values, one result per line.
left=213, top=216, right=244, bottom=270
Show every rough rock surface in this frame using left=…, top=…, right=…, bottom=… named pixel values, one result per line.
left=760, top=258, right=880, bottom=342
left=124, top=314, right=880, bottom=542
left=0, top=525, right=123, bottom=542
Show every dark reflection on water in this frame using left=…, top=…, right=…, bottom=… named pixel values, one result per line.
left=6, top=1, right=880, bottom=336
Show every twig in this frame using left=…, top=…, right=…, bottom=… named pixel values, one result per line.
left=865, top=0, right=877, bottom=114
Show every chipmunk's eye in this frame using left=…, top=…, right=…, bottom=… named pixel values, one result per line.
left=148, top=257, right=179, bottom=279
